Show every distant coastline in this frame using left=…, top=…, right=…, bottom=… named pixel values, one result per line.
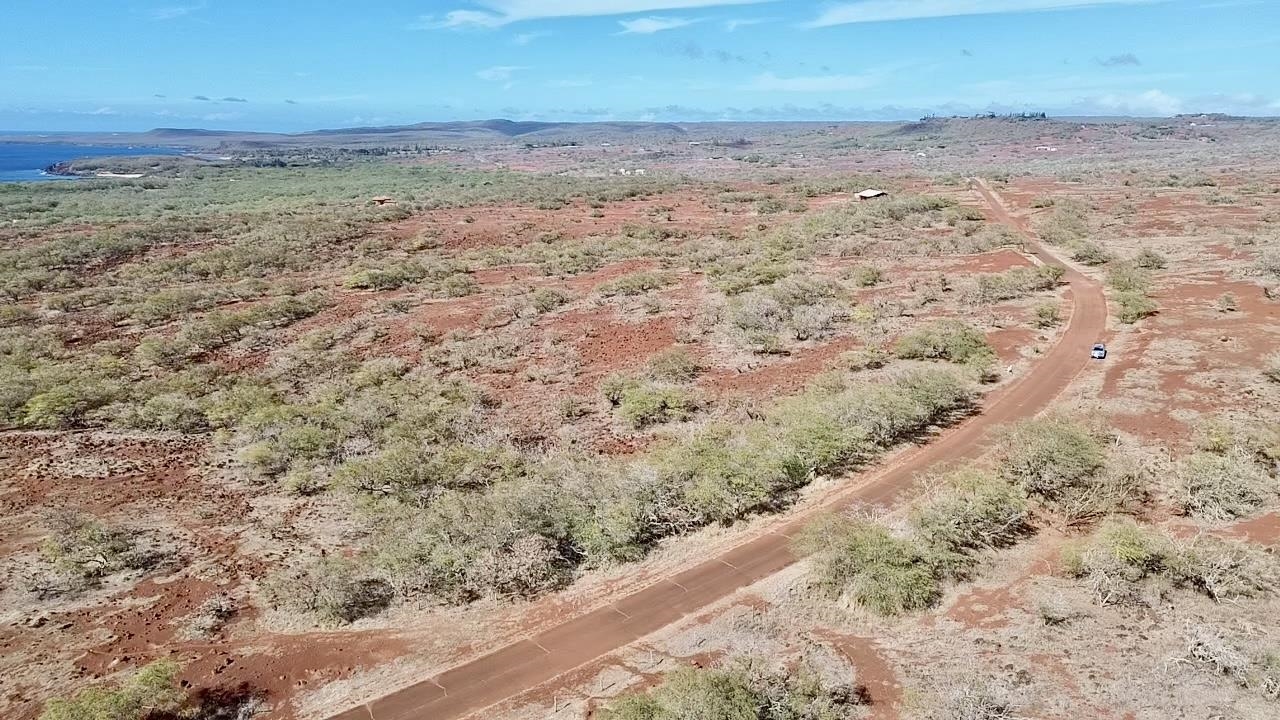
left=0, top=142, right=186, bottom=183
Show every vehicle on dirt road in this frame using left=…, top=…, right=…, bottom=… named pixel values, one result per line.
left=1091, top=343, right=1107, bottom=359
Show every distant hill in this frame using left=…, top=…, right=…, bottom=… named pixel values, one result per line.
left=120, top=119, right=690, bottom=149
left=4, top=116, right=1276, bottom=153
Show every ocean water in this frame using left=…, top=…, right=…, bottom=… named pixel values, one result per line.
left=0, top=141, right=186, bottom=182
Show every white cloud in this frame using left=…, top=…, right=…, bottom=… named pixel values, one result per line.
left=750, top=72, right=880, bottom=92
left=149, top=1, right=207, bottom=21
left=513, top=31, right=550, bottom=44
left=725, top=17, right=771, bottom=30
left=1093, top=88, right=1184, bottom=115
left=805, top=0, right=1168, bottom=27
left=618, top=16, right=698, bottom=33
left=411, top=10, right=507, bottom=29
left=476, top=65, right=528, bottom=82
left=414, top=1, right=773, bottom=29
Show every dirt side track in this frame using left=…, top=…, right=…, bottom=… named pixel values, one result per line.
left=328, top=181, right=1109, bottom=720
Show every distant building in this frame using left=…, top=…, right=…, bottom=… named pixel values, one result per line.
left=857, top=189, right=888, bottom=200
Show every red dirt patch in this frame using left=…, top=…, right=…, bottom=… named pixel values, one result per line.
left=815, top=631, right=902, bottom=720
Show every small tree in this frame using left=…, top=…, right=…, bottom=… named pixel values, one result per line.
left=40, top=660, right=184, bottom=720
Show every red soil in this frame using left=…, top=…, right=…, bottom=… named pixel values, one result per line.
left=815, top=631, right=903, bottom=720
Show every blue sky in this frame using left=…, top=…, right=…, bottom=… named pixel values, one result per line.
left=2, top=0, right=1278, bottom=132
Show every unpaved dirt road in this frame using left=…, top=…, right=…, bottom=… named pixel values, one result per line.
left=329, top=181, right=1108, bottom=720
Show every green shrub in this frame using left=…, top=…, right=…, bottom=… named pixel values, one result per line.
left=530, top=286, right=571, bottom=313
left=647, top=347, right=705, bottom=383
left=895, top=319, right=996, bottom=374
left=1113, top=290, right=1157, bottom=323
left=963, top=265, right=1064, bottom=304
left=911, top=470, right=1029, bottom=559
left=1106, top=262, right=1153, bottom=294
left=755, top=197, right=787, bottom=214
left=617, top=384, right=697, bottom=429
left=1177, top=448, right=1275, bottom=521
left=995, top=417, right=1114, bottom=518
left=1066, top=520, right=1279, bottom=606
left=27, top=511, right=159, bottom=597
left=263, top=557, right=394, bottom=625
left=40, top=660, right=184, bottom=720
left=1169, top=536, right=1280, bottom=601
left=344, top=261, right=426, bottom=290
left=602, top=373, right=698, bottom=428
left=1134, top=248, right=1168, bottom=270
left=1035, top=201, right=1090, bottom=245
left=601, top=660, right=860, bottom=720
left=599, top=271, right=672, bottom=297
left=1060, top=518, right=1172, bottom=605
left=839, top=346, right=889, bottom=371
left=850, top=265, right=884, bottom=287
left=1034, top=302, right=1061, bottom=327
left=1071, top=241, right=1112, bottom=266
left=709, top=259, right=794, bottom=295
left=799, top=517, right=943, bottom=615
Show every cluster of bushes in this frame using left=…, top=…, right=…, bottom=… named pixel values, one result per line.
left=1035, top=199, right=1091, bottom=246
left=601, top=660, right=862, bottom=720
left=728, top=277, right=851, bottom=350
left=1062, top=519, right=1279, bottom=606
left=960, top=264, right=1064, bottom=304
left=598, top=271, right=674, bottom=297
left=994, top=416, right=1149, bottom=525
left=602, top=374, right=699, bottom=429
left=0, top=231, right=155, bottom=300
left=24, top=511, right=161, bottom=598
left=1175, top=425, right=1279, bottom=521
left=344, top=258, right=477, bottom=296
left=0, top=326, right=246, bottom=431
left=598, top=348, right=706, bottom=428
left=894, top=319, right=997, bottom=377
left=228, top=359, right=507, bottom=500
left=1, top=162, right=682, bottom=231
left=1182, top=623, right=1280, bottom=702
left=39, top=660, right=185, bottom=720
left=121, top=280, right=271, bottom=327
left=799, top=469, right=1027, bottom=615
left=261, top=366, right=976, bottom=619
left=135, top=291, right=331, bottom=366
left=1106, top=261, right=1158, bottom=324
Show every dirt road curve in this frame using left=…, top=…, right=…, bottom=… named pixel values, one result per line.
left=328, top=180, right=1108, bottom=720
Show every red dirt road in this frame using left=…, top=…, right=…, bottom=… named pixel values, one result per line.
left=328, top=180, right=1108, bottom=720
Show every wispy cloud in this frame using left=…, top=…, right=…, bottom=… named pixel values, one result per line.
left=414, top=1, right=774, bottom=29
left=749, top=71, right=880, bottom=92
left=618, top=16, right=698, bottom=33
left=1097, top=52, right=1141, bottom=66
left=149, top=1, right=207, bottom=21
left=1093, top=88, right=1182, bottom=115
left=476, top=65, right=528, bottom=82
left=805, top=0, right=1169, bottom=27
left=724, top=17, right=772, bottom=31
left=192, top=95, right=212, bottom=101
left=221, top=96, right=249, bottom=103
left=284, top=99, right=299, bottom=105
left=513, top=30, right=550, bottom=44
